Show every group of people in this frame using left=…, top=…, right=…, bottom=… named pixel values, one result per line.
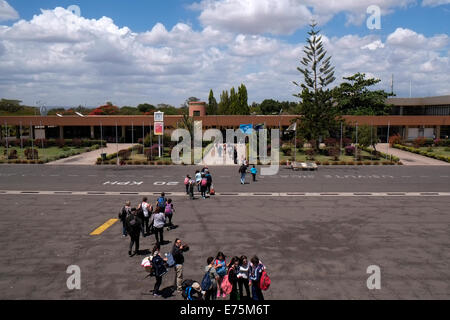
left=197, top=253, right=266, bottom=301
left=118, top=192, right=176, bottom=256
left=184, top=166, right=213, bottom=199
left=239, top=161, right=258, bottom=184
left=143, top=238, right=190, bottom=297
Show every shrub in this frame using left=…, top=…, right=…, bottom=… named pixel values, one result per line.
left=413, top=137, right=426, bottom=148
left=364, top=161, right=372, bottom=165
left=322, top=161, right=329, bottom=166
left=56, top=139, right=65, bottom=148
left=345, top=145, right=355, bottom=156
left=389, top=134, right=403, bottom=146
left=8, top=149, right=18, bottom=159
left=305, top=148, right=315, bottom=160
left=342, top=137, right=352, bottom=147
left=24, top=148, right=38, bottom=160
left=34, top=139, right=48, bottom=148
left=324, top=138, right=338, bottom=147
left=281, top=144, right=292, bottom=156
left=118, top=149, right=131, bottom=160
left=347, top=161, right=355, bottom=165
left=72, top=138, right=82, bottom=147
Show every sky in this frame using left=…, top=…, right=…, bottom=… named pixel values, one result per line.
left=0, top=0, right=449, bottom=108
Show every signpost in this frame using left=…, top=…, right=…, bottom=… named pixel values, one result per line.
left=154, top=112, right=164, bottom=158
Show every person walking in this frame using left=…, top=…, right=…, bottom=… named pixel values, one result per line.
left=239, top=163, right=247, bottom=185
left=184, top=175, right=190, bottom=194
left=200, top=173, right=208, bottom=199
left=140, top=197, right=152, bottom=236
left=172, top=238, right=189, bottom=294
left=237, top=255, right=251, bottom=300
left=164, top=198, right=175, bottom=230
left=204, top=256, right=219, bottom=301
left=195, top=170, right=202, bottom=192
left=249, top=256, right=265, bottom=300
left=228, top=256, right=240, bottom=301
left=156, top=192, right=167, bottom=212
left=250, top=165, right=257, bottom=182
left=151, top=244, right=168, bottom=297
left=205, top=170, right=212, bottom=195
left=214, top=252, right=227, bottom=298
left=118, top=201, right=131, bottom=237
left=126, top=208, right=142, bottom=256
left=188, top=176, right=195, bottom=200
left=152, top=206, right=166, bottom=245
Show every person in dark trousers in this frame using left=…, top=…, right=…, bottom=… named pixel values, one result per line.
left=151, top=244, right=168, bottom=297
left=140, top=197, right=152, bottom=236
left=228, top=256, right=240, bottom=301
left=239, top=164, right=247, bottom=184
left=152, top=206, right=166, bottom=245
left=204, top=256, right=219, bottom=301
left=172, top=238, right=189, bottom=294
left=249, top=256, right=265, bottom=300
left=188, top=177, right=195, bottom=200
left=126, top=208, right=142, bottom=256
left=184, top=175, right=190, bottom=194
left=118, top=201, right=131, bottom=237
left=156, top=192, right=167, bottom=212
left=205, top=170, right=212, bottom=195
left=200, top=173, right=208, bottom=199
left=237, top=255, right=251, bottom=300
left=250, top=165, right=257, bottom=182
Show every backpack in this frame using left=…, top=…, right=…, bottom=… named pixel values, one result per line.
left=201, top=178, right=207, bottom=187
left=181, top=279, right=195, bottom=300
left=215, top=260, right=227, bottom=277
left=165, top=252, right=175, bottom=268
left=259, top=270, right=271, bottom=291
left=201, top=268, right=213, bottom=291
left=151, top=255, right=168, bottom=277
left=220, top=269, right=233, bottom=295
left=157, top=197, right=166, bottom=209
left=164, top=204, right=173, bottom=215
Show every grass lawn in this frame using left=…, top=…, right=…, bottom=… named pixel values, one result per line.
left=279, top=149, right=388, bottom=163
left=1, top=146, right=91, bottom=162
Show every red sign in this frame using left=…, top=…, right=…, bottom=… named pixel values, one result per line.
left=154, top=122, right=164, bottom=136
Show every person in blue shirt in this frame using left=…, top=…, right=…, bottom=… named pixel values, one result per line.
left=250, top=165, right=257, bottom=182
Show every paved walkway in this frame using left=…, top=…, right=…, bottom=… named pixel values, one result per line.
left=46, top=143, right=133, bottom=165
left=376, top=143, right=450, bottom=166
left=201, top=143, right=247, bottom=165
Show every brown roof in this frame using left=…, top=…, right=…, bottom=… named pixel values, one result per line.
left=387, top=95, right=450, bottom=106
left=1, top=115, right=449, bottom=126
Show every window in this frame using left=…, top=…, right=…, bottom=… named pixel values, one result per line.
left=193, top=111, right=201, bottom=117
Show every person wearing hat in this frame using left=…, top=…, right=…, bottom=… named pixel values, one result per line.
left=183, top=282, right=203, bottom=300
left=126, top=207, right=142, bottom=257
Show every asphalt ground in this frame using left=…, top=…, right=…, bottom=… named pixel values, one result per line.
left=0, top=165, right=449, bottom=300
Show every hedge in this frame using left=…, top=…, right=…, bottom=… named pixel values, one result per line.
left=393, top=144, right=450, bottom=163
left=0, top=138, right=107, bottom=148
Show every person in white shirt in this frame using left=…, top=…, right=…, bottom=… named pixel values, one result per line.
left=141, top=197, right=152, bottom=237
left=237, top=255, right=251, bottom=300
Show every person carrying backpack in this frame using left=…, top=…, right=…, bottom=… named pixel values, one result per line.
left=214, top=252, right=227, bottom=298
left=118, top=201, right=131, bottom=237
left=249, top=255, right=265, bottom=300
left=157, top=192, right=167, bottom=212
left=181, top=280, right=203, bottom=300
left=164, top=198, right=175, bottom=230
left=227, top=257, right=240, bottom=301
left=150, top=244, right=168, bottom=297
left=126, top=208, right=142, bottom=257
left=200, top=173, right=208, bottom=199
left=203, top=257, right=219, bottom=300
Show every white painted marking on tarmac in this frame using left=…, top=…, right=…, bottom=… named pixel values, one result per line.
left=1, top=190, right=449, bottom=197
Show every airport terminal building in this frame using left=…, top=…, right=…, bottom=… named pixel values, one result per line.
left=1, top=95, right=449, bottom=142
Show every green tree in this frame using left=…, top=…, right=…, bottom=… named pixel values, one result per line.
left=207, top=89, right=218, bottom=115
left=218, top=90, right=230, bottom=115
left=293, top=22, right=339, bottom=150
left=353, top=124, right=378, bottom=153
left=119, top=106, right=141, bottom=115
left=237, top=84, right=249, bottom=115
left=137, top=103, right=156, bottom=114
left=334, top=73, right=393, bottom=115
left=259, top=99, right=282, bottom=115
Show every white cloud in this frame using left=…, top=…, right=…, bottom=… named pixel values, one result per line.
left=422, top=0, right=450, bottom=6
left=191, top=0, right=417, bottom=35
left=0, top=7, right=448, bottom=107
left=0, top=0, right=19, bottom=22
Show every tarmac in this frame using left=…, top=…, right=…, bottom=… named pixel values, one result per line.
left=0, top=164, right=449, bottom=299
